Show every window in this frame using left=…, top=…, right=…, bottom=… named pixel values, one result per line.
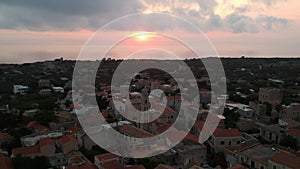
left=220, top=141, right=225, bottom=145
left=240, top=156, right=244, bottom=162
left=260, top=165, right=265, bottom=169
left=229, top=141, right=232, bottom=146
left=237, top=141, right=240, bottom=145
left=250, top=160, right=255, bottom=168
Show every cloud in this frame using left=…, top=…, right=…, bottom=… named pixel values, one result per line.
left=256, top=15, right=289, bottom=30
left=225, top=14, right=259, bottom=33
left=0, top=0, right=143, bottom=31
left=0, top=0, right=292, bottom=33
left=251, top=0, right=287, bottom=6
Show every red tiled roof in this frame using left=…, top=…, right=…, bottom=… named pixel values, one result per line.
left=154, top=164, right=174, bottom=169
left=184, top=133, right=199, bottom=143
left=287, top=129, right=300, bottom=137
left=95, top=153, right=120, bottom=161
left=194, top=121, right=205, bottom=130
left=67, top=162, right=98, bottom=169
left=228, top=164, right=248, bottom=169
left=26, top=121, right=49, bottom=132
left=101, top=160, right=124, bottom=169
left=130, top=98, right=141, bottom=104
left=213, top=128, right=241, bottom=138
left=0, top=154, right=13, bottom=169
left=39, top=138, right=55, bottom=147
left=102, top=112, right=109, bottom=118
left=292, top=104, right=300, bottom=109
left=70, top=103, right=82, bottom=110
left=224, top=143, right=260, bottom=153
left=166, top=96, right=181, bottom=100
left=200, top=88, right=210, bottom=92
left=164, top=106, right=176, bottom=113
left=271, top=151, right=300, bottom=169
left=12, top=145, right=40, bottom=156
left=167, top=131, right=186, bottom=144
left=69, top=126, right=79, bottom=135
left=59, top=135, right=77, bottom=145
left=119, top=125, right=153, bottom=138
left=157, top=125, right=170, bottom=133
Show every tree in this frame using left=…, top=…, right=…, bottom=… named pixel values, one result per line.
left=136, top=158, right=159, bottom=169
left=275, top=104, right=282, bottom=112
left=79, top=146, right=107, bottom=162
left=223, top=108, right=239, bottom=129
left=280, top=135, right=298, bottom=150
left=34, top=110, right=55, bottom=126
left=12, top=156, right=51, bottom=169
left=208, top=151, right=227, bottom=168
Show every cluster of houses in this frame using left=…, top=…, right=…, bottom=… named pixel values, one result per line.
left=1, top=64, right=300, bottom=169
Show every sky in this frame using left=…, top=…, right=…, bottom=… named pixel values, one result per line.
left=0, top=0, right=299, bottom=63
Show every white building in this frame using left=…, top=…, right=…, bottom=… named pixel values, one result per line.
left=52, top=87, right=64, bottom=93
left=13, top=85, right=29, bottom=94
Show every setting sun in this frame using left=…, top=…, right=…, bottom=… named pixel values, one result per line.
left=131, top=32, right=157, bottom=42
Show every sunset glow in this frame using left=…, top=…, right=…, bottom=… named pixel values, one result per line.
left=131, top=32, right=157, bottom=42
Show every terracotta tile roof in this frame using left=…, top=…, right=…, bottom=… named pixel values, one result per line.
left=70, top=103, right=82, bottom=110
left=228, top=164, right=248, bottom=169
left=194, top=120, right=218, bottom=134
left=154, top=164, right=174, bottom=169
left=59, top=135, right=77, bottom=145
left=39, top=138, right=55, bottom=147
left=200, top=88, right=210, bottom=92
left=184, top=133, right=199, bottom=143
left=67, top=162, right=98, bottom=169
left=119, top=124, right=153, bottom=138
left=69, top=155, right=86, bottom=165
left=0, top=154, right=13, bottom=169
left=194, top=121, right=205, bottom=130
left=292, top=104, right=300, bottom=109
left=95, top=153, right=120, bottom=161
left=166, top=96, right=181, bottom=100
left=167, top=130, right=187, bottom=144
left=271, top=150, right=300, bottom=169
left=12, top=145, right=40, bottom=156
left=164, top=106, right=176, bottom=113
left=26, top=121, right=49, bottom=132
left=102, top=112, right=109, bottom=118
left=224, top=143, right=260, bottom=153
left=0, top=133, right=12, bottom=141
left=101, top=160, right=124, bottom=169
left=69, top=126, right=80, bottom=135
left=83, top=162, right=98, bottom=169
left=130, top=98, right=141, bottom=104
left=157, top=125, right=171, bottom=133
left=287, top=129, right=300, bottom=137
left=213, top=128, right=241, bottom=138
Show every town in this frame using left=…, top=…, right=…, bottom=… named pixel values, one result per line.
left=1, top=58, right=300, bottom=169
